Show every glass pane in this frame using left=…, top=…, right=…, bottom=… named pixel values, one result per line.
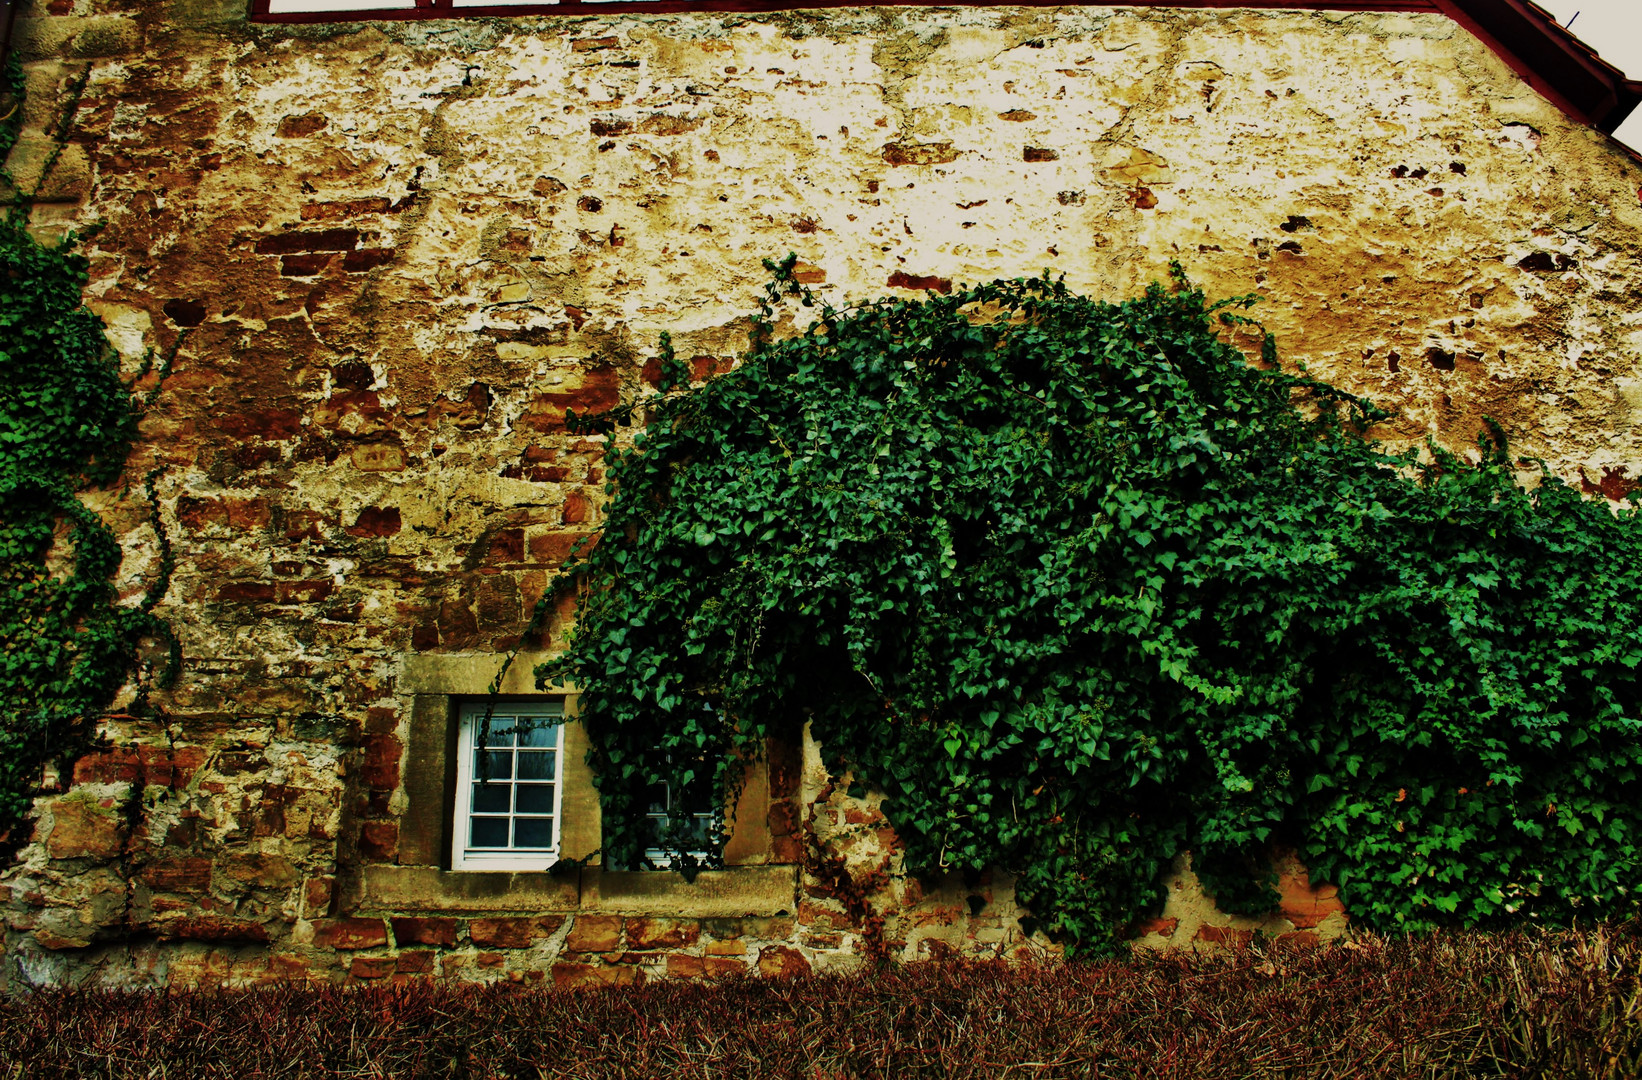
left=517, top=750, right=555, bottom=781
left=472, top=782, right=510, bottom=813
left=515, top=784, right=555, bottom=814
left=479, top=749, right=513, bottom=780
left=644, top=780, right=671, bottom=815
left=470, top=816, right=509, bottom=848
left=514, top=817, right=554, bottom=848
left=518, top=722, right=558, bottom=749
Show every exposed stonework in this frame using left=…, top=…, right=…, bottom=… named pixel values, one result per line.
left=2, top=0, right=1640, bottom=987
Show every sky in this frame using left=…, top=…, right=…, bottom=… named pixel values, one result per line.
left=1534, top=0, right=1642, bottom=151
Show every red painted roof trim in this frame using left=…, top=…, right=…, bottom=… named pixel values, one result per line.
left=1434, top=0, right=1642, bottom=134
left=246, top=0, right=1640, bottom=136
left=250, top=1, right=1441, bottom=18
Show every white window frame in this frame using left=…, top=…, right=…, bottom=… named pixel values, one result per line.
left=451, top=699, right=565, bottom=871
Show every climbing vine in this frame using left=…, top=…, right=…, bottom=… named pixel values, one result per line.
left=543, top=257, right=1642, bottom=954
left=0, top=59, right=176, bottom=844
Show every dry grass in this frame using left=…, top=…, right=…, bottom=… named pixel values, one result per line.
left=2, top=926, right=1639, bottom=1078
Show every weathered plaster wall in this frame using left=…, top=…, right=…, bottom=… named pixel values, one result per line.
left=1, top=0, right=1638, bottom=986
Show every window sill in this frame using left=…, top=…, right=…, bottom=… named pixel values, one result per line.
left=349, top=862, right=796, bottom=917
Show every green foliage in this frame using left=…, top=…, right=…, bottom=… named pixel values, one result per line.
left=0, top=69, right=174, bottom=842
left=543, top=258, right=1642, bottom=953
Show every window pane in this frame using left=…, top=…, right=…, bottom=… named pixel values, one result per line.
left=515, top=784, right=555, bottom=814
left=517, top=750, right=555, bottom=780
left=517, top=722, right=558, bottom=749
left=472, top=782, right=510, bottom=813
left=514, top=817, right=554, bottom=848
left=470, top=816, right=509, bottom=848
left=479, top=749, right=512, bottom=780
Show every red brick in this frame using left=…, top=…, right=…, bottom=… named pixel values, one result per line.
left=1196, top=925, right=1253, bottom=948
left=215, top=582, right=277, bottom=603
left=625, top=918, right=699, bottom=950
left=350, top=956, right=397, bottom=980
left=302, top=198, right=392, bottom=220
left=304, top=876, right=334, bottom=917
left=565, top=915, right=621, bottom=953
left=72, top=745, right=206, bottom=787
left=1277, top=866, right=1347, bottom=930
left=314, top=918, right=389, bottom=950
left=484, top=529, right=525, bottom=564
left=280, top=253, right=332, bottom=277
left=756, top=945, right=811, bottom=979
left=561, top=492, right=590, bottom=525
left=343, top=248, right=395, bottom=272
left=571, top=36, right=619, bottom=52
left=156, top=917, right=270, bottom=944
left=469, top=916, right=565, bottom=948
left=358, top=821, right=398, bottom=861
left=360, top=733, right=401, bottom=789
left=1133, top=917, right=1179, bottom=938
left=391, top=917, right=457, bottom=947
left=887, top=270, right=952, bottom=294
left=138, top=857, right=212, bottom=894
left=255, top=228, right=359, bottom=255
left=552, top=962, right=643, bottom=989
left=345, top=506, right=401, bottom=537
left=395, top=950, right=436, bottom=974
left=797, top=902, right=849, bottom=930
left=528, top=531, right=597, bottom=567
left=218, top=409, right=304, bottom=440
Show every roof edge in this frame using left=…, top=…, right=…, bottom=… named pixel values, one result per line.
left=1437, top=0, right=1642, bottom=135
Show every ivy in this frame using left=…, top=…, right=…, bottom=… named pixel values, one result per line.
left=0, top=62, right=175, bottom=844
left=542, top=258, right=1642, bottom=954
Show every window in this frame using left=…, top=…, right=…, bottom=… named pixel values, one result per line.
left=640, top=773, right=719, bottom=869
left=451, top=699, right=565, bottom=871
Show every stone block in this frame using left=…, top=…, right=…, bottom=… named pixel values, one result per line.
left=46, top=796, right=121, bottom=861
left=552, top=962, right=643, bottom=990
left=219, top=852, right=299, bottom=890
left=395, top=950, right=436, bottom=974
left=358, top=821, right=399, bottom=862
left=313, top=918, right=389, bottom=950
left=13, top=16, right=140, bottom=60
left=350, top=956, right=397, bottom=980
left=565, top=914, right=621, bottom=953
left=469, top=916, right=564, bottom=948
left=391, top=917, right=457, bottom=947
left=625, top=917, right=699, bottom=950
left=153, top=917, right=270, bottom=944
left=756, top=945, right=811, bottom=979
left=138, top=857, right=212, bottom=894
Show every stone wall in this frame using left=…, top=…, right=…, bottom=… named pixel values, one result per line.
left=1, top=0, right=1638, bottom=986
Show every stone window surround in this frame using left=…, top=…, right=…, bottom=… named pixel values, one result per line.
left=340, top=652, right=797, bottom=920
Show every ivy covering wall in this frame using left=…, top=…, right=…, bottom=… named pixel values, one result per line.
left=0, top=60, right=173, bottom=843
left=546, top=261, right=1642, bottom=953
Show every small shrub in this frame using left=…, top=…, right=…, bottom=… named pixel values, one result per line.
left=2, top=928, right=1639, bottom=1078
